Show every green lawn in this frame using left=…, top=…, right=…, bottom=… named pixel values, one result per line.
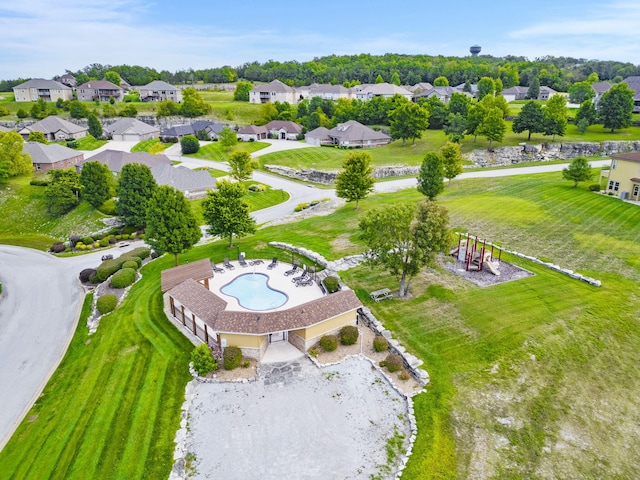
left=130, top=138, right=169, bottom=153
left=74, top=135, right=108, bottom=150
left=0, top=176, right=107, bottom=248
left=2, top=173, right=640, bottom=478
left=185, top=141, right=269, bottom=162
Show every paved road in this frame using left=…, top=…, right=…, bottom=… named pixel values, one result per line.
left=0, top=244, right=137, bottom=451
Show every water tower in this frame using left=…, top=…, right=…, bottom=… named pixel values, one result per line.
left=470, top=45, right=481, bottom=57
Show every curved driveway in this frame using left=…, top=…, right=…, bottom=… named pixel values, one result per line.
left=0, top=245, right=136, bottom=450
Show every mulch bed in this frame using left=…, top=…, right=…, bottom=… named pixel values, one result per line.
left=441, top=256, right=534, bottom=287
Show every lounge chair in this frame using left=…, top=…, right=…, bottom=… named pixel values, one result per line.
left=295, top=277, right=314, bottom=287
left=249, top=258, right=264, bottom=266
left=292, top=268, right=308, bottom=283
left=223, top=258, right=235, bottom=270
left=284, top=263, right=299, bottom=276
left=239, top=253, right=248, bottom=267
left=267, top=257, right=278, bottom=270
left=211, top=262, right=225, bottom=274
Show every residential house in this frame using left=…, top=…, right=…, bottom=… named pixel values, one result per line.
left=249, top=80, right=297, bottom=104
left=500, top=85, right=558, bottom=102
left=604, top=152, right=640, bottom=200
left=162, top=260, right=362, bottom=360
left=407, top=82, right=433, bottom=94
left=353, top=83, right=413, bottom=101
left=13, top=79, right=73, bottom=103
left=0, top=125, right=11, bottom=132
left=621, top=77, right=640, bottom=113
left=150, top=164, right=215, bottom=199
left=306, top=120, right=391, bottom=148
left=298, top=83, right=352, bottom=101
left=18, top=116, right=88, bottom=141
left=453, top=83, right=478, bottom=96
left=23, top=142, right=84, bottom=172
left=264, top=120, right=303, bottom=140
left=237, top=125, right=268, bottom=142
left=161, top=121, right=226, bottom=140
left=76, top=80, right=124, bottom=102
left=137, top=81, right=182, bottom=102
left=413, top=86, right=472, bottom=104
left=104, top=118, right=159, bottom=142
left=591, top=81, right=612, bottom=104
left=58, top=74, right=77, bottom=88
left=79, top=150, right=172, bottom=174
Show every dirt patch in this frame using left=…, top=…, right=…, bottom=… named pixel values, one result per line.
left=441, top=256, right=534, bottom=287
left=204, top=358, right=258, bottom=381
left=330, top=233, right=355, bottom=254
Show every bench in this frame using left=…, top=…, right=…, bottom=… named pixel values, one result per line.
left=370, top=288, right=392, bottom=302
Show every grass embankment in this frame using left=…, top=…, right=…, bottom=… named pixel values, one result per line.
left=0, top=176, right=106, bottom=249
left=198, top=91, right=263, bottom=124
left=0, top=260, right=194, bottom=479
left=131, top=138, right=169, bottom=153
left=185, top=141, right=269, bottom=162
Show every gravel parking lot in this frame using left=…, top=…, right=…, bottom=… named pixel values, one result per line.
left=185, top=357, right=411, bottom=479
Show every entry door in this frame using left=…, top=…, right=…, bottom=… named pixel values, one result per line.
left=269, top=331, right=287, bottom=343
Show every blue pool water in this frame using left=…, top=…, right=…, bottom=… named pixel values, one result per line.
left=220, top=273, right=288, bottom=311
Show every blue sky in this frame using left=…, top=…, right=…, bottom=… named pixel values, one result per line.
left=0, top=0, right=639, bottom=80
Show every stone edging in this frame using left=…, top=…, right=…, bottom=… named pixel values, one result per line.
left=268, top=241, right=366, bottom=274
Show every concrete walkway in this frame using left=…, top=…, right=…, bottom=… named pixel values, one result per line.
left=261, top=341, right=304, bottom=363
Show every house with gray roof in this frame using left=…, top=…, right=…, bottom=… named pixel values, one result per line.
left=23, top=142, right=84, bottom=172
left=500, top=85, right=558, bottom=102
left=104, top=118, right=159, bottom=141
left=13, top=79, right=73, bottom=103
left=79, top=150, right=172, bottom=174
left=237, top=124, right=268, bottom=142
left=249, top=80, right=297, bottom=104
left=58, top=74, right=77, bottom=88
left=307, top=120, right=391, bottom=148
left=414, top=86, right=473, bottom=103
left=18, top=116, right=88, bottom=141
left=137, top=80, right=182, bottom=102
left=353, top=83, right=413, bottom=101
left=76, top=80, right=124, bottom=102
left=150, top=164, right=215, bottom=198
left=298, top=83, right=352, bottom=101
left=407, top=82, right=434, bottom=93
left=161, top=121, right=226, bottom=140
left=0, top=125, right=11, bottom=133
left=264, top=120, right=303, bottom=140
left=621, top=77, right=640, bottom=112
left=591, top=81, right=612, bottom=104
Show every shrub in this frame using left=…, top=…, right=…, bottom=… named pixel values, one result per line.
left=589, top=183, right=601, bottom=192
left=89, top=272, right=100, bottom=284
left=381, top=353, right=403, bottom=373
left=180, top=135, right=200, bottom=154
left=126, top=246, right=150, bottom=259
left=122, top=225, right=138, bottom=235
left=294, top=202, right=310, bottom=212
left=30, top=179, right=49, bottom=187
left=373, top=336, right=389, bottom=353
left=308, top=348, right=320, bottom=358
left=69, top=235, right=81, bottom=248
left=151, top=251, right=159, bottom=259
left=98, top=237, right=110, bottom=247
left=319, top=335, right=338, bottom=352
left=339, top=325, right=359, bottom=345
left=162, top=136, right=179, bottom=144
left=79, top=268, right=97, bottom=283
left=98, top=199, right=116, bottom=215
left=50, top=242, right=66, bottom=253
left=323, top=276, right=340, bottom=293
left=121, top=260, right=139, bottom=270
left=242, top=360, right=251, bottom=368
left=108, top=236, right=118, bottom=244
left=110, top=268, right=137, bottom=288
left=398, top=370, right=411, bottom=381
left=96, top=294, right=118, bottom=314
left=81, top=236, right=94, bottom=245
left=191, top=344, right=218, bottom=376
left=223, top=345, right=242, bottom=370
left=96, top=258, right=123, bottom=281
left=66, top=140, right=78, bottom=149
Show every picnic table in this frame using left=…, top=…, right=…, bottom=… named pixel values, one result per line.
left=370, top=288, right=392, bottom=302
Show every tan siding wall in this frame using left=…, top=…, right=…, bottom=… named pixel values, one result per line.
left=299, top=310, right=357, bottom=340
left=607, top=160, right=640, bottom=198
left=221, top=333, right=265, bottom=349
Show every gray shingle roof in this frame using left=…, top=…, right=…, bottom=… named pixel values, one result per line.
left=24, top=116, right=87, bottom=136
left=77, top=80, right=122, bottom=90
left=305, top=127, right=330, bottom=140
left=14, top=78, right=71, bottom=90
left=161, top=259, right=214, bottom=292
left=81, top=150, right=172, bottom=173
left=327, top=120, right=390, bottom=142
left=264, top=120, right=303, bottom=134
left=141, top=80, right=179, bottom=90
left=237, top=125, right=268, bottom=135
left=150, top=164, right=215, bottom=193
left=105, top=118, right=159, bottom=136
left=23, top=142, right=82, bottom=164
left=253, top=79, right=295, bottom=93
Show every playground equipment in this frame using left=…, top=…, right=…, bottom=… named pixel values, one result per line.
left=450, top=233, right=502, bottom=276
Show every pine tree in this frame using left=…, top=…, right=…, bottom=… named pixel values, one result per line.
left=116, top=163, right=157, bottom=227
left=80, top=161, right=112, bottom=208
left=87, top=113, right=103, bottom=139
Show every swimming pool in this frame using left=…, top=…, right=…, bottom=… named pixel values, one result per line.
left=220, top=273, right=288, bottom=311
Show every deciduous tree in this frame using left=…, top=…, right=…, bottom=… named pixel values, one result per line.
left=180, top=87, right=211, bottom=117
left=359, top=200, right=450, bottom=296
left=0, top=131, right=32, bottom=179
left=80, top=161, right=113, bottom=208
left=45, top=169, right=82, bottom=216
left=27, top=131, right=47, bottom=144
left=543, top=94, right=567, bottom=140
left=598, top=83, right=634, bottom=132
left=390, top=71, right=401, bottom=86
left=201, top=180, right=256, bottom=247
left=433, top=76, right=449, bottom=87
left=104, top=71, right=122, bottom=86
left=218, top=126, right=238, bottom=151
left=233, top=81, right=253, bottom=101
left=87, top=113, right=103, bottom=139
left=444, top=113, right=467, bottom=143
left=145, top=186, right=201, bottom=265
left=228, top=151, right=253, bottom=182
left=476, top=107, right=506, bottom=148
left=440, top=142, right=464, bottom=185
left=575, top=100, right=597, bottom=132
left=512, top=101, right=545, bottom=140
left=417, top=151, right=444, bottom=199
left=526, top=76, right=540, bottom=100
left=477, top=77, right=496, bottom=100
left=562, top=156, right=593, bottom=187
left=389, top=102, right=429, bottom=145
left=568, top=81, right=595, bottom=104
left=116, top=163, right=157, bottom=227
left=335, top=151, right=375, bottom=209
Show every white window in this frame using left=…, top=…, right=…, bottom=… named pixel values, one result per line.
left=613, top=181, right=620, bottom=192
left=633, top=185, right=639, bottom=197
left=612, top=159, right=617, bottom=169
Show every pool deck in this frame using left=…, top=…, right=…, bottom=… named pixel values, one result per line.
left=208, top=260, right=325, bottom=313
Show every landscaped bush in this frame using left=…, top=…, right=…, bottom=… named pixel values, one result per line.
left=373, top=336, right=389, bottom=353
left=191, top=344, right=218, bottom=376
left=339, top=325, right=359, bottom=345
left=308, top=348, right=320, bottom=358
left=79, top=268, right=97, bottom=283
left=108, top=236, right=118, bottom=244
left=121, top=260, right=139, bottom=270
left=89, top=272, right=100, bottom=284
left=294, top=202, right=310, bottom=212
left=323, top=276, right=340, bottom=293
left=99, top=237, right=110, bottom=248
left=81, top=236, right=94, bottom=245
left=50, top=242, right=66, bottom=253
left=223, top=346, right=242, bottom=370
left=30, top=179, right=49, bottom=187
left=98, top=199, right=116, bottom=215
left=319, top=334, right=338, bottom=352
left=121, top=225, right=138, bottom=235
left=180, top=135, right=200, bottom=154
left=110, top=268, right=137, bottom=288
left=97, top=258, right=123, bottom=281
left=96, top=294, right=118, bottom=314
left=381, top=353, right=403, bottom=373
left=589, top=183, right=602, bottom=192
left=398, top=370, right=411, bottom=381
left=125, top=246, right=151, bottom=260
